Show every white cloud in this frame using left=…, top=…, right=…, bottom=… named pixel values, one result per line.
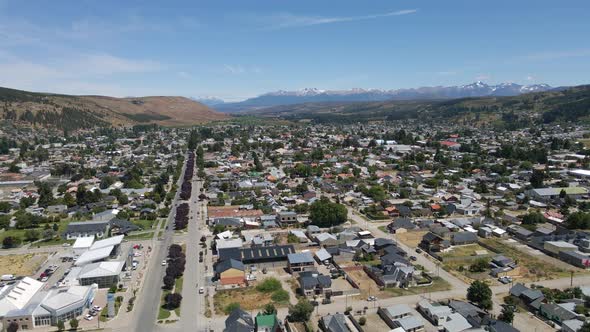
left=0, top=52, right=164, bottom=96
left=222, top=64, right=262, bottom=75
left=261, top=9, right=417, bottom=29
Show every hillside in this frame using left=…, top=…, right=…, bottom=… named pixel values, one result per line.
left=0, top=87, right=228, bottom=131
left=250, top=84, right=590, bottom=128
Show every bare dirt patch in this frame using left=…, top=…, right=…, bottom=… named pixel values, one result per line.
left=396, top=231, right=428, bottom=248
left=0, top=254, right=48, bottom=276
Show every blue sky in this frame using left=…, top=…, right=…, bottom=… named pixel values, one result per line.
left=0, top=0, right=589, bottom=101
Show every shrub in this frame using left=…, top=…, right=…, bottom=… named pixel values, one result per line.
left=271, top=289, right=290, bottom=303
left=359, top=317, right=366, bottom=326
left=224, top=302, right=241, bottom=314
left=256, top=278, right=282, bottom=293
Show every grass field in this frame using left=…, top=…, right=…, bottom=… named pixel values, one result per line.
left=480, top=238, right=572, bottom=280
left=132, top=219, right=157, bottom=230
left=0, top=253, right=48, bottom=276
left=125, top=231, right=155, bottom=240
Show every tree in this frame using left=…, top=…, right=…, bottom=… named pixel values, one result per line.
left=467, top=280, right=493, bottom=310
left=498, top=305, right=515, bottom=323
left=580, top=321, right=590, bottom=332
left=262, top=303, right=277, bottom=315
left=163, top=275, right=175, bottom=290
left=469, top=259, right=489, bottom=273
left=566, top=212, right=590, bottom=230
left=309, top=197, right=348, bottom=227
left=69, top=318, right=79, bottom=330
left=56, top=320, right=65, bottom=331
left=522, top=211, right=545, bottom=225
left=288, top=298, right=314, bottom=322
left=42, top=229, right=56, bottom=241
left=24, top=229, right=40, bottom=242
left=530, top=169, right=545, bottom=188
left=63, top=192, right=76, bottom=207
left=164, top=293, right=183, bottom=310
left=2, top=236, right=20, bottom=248
left=0, top=201, right=12, bottom=213
left=7, top=322, right=18, bottom=332
left=35, top=181, right=54, bottom=208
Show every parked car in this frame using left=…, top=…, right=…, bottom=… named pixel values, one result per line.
left=41, top=276, right=49, bottom=282
left=199, top=287, right=204, bottom=294
left=84, top=314, right=93, bottom=321
left=498, top=276, right=513, bottom=284
left=415, top=248, right=423, bottom=253
left=409, top=256, right=417, bottom=261
left=161, top=260, right=167, bottom=266
left=93, top=305, right=102, bottom=311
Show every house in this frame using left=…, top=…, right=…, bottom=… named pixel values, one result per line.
left=46, top=204, right=67, bottom=214
left=314, top=233, right=338, bottom=246
left=224, top=308, right=255, bottom=332
left=276, top=211, right=298, bottom=226
left=314, top=248, right=332, bottom=264
left=63, top=220, right=110, bottom=239
left=393, top=315, right=425, bottom=332
left=561, top=319, right=584, bottom=332
left=417, top=300, right=453, bottom=326
left=387, top=218, right=416, bottom=234
left=559, top=250, right=590, bottom=268
left=319, top=313, right=353, bottom=332
left=509, top=283, right=545, bottom=310
left=287, top=252, right=315, bottom=273
left=539, top=303, right=578, bottom=324
left=544, top=241, right=578, bottom=255
left=451, top=232, right=478, bottom=245
left=441, top=313, right=472, bottom=332
left=378, top=304, right=413, bottom=325
left=218, top=245, right=296, bottom=266
left=298, top=271, right=332, bottom=297
left=419, top=232, right=450, bottom=252
left=92, top=209, right=119, bottom=221
left=213, top=217, right=243, bottom=229
left=307, top=225, right=321, bottom=237
left=255, top=313, right=280, bottom=332
left=109, top=218, right=140, bottom=235
left=507, top=225, right=533, bottom=241
left=215, top=259, right=246, bottom=286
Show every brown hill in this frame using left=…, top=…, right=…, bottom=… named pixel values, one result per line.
left=0, top=86, right=229, bottom=130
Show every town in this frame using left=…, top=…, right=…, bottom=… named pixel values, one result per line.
left=1, top=120, right=590, bottom=332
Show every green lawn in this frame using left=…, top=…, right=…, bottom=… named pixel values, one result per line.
left=383, top=277, right=451, bottom=296
left=125, top=231, right=155, bottom=240
left=132, top=219, right=157, bottom=230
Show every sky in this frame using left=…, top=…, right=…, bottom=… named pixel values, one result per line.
left=0, top=0, right=589, bottom=101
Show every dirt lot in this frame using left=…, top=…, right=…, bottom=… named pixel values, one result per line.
left=346, top=269, right=382, bottom=298
left=395, top=230, right=428, bottom=248
left=0, top=253, right=48, bottom=276
left=363, top=314, right=391, bottom=331
left=213, top=277, right=290, bottom=314
left=480, top=238, right=576, bottom=281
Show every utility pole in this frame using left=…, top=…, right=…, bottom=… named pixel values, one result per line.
left=571, top=271, right=574, bottom=287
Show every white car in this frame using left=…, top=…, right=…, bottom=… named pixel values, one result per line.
left=161, top=260, right=167, bottom=266
left=40, top=276, right=49, bottom=282
left=84, top=314, right=93, bottom=321
left=92, top=305, right=102, bottom=312
left=199, top=287, right=204, bottom=294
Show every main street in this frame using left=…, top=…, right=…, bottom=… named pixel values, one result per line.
left=126, top=154, right=189, bottom=332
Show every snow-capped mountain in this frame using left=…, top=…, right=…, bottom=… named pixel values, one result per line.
left=213, top=82, right=556, bottom=113
left=192, top=96, right=225, bottom=106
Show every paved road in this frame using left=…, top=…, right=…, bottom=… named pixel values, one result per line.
left=128, top=153, right=189, bottom=332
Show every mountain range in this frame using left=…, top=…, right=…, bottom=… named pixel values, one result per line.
left=0, top=86, right=227, bottom=131
left=212, top=82, right=555, bottom=113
